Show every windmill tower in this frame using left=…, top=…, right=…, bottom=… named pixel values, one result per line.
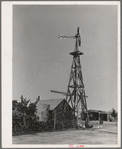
left=59, top=27, right=89, bottom=127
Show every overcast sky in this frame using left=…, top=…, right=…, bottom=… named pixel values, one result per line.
left=13, top=5, right=118, bottom=111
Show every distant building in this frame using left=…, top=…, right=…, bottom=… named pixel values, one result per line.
left=88, top=109, right=117, bottom=122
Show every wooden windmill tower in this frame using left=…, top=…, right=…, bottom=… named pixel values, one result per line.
left=51, top=27, right=93, bottom=128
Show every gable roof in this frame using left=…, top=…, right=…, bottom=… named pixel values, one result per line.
left=37, top=99, right=65, bottom=110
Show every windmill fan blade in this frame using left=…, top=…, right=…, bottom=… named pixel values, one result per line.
left=50, top=90, right=67, bottom=95
left=77, top=27, right=79, bottom=34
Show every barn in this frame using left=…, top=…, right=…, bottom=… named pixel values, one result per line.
left=36, top=99, right=74, bottom=129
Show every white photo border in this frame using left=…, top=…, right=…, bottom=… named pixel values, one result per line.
left=2, top=1, right=121, bottom=148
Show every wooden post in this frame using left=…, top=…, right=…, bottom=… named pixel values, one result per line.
left=54, top=111, right=56, bottom=130
left=38, top=96, right=40, bottom=100
left=77, top=104, right=79, bottom=128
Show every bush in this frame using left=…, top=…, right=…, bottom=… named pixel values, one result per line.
left=12, top=95, right=40, bottom=135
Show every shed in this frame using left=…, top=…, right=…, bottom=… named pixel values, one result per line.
left=36, top=99, right=73, bottom=122
left=88, top=109, right=108, bottom=121
left=36, top=98, right=75, bottom=130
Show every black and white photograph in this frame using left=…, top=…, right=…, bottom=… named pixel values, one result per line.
left=2, top=1, right=121, bottom=148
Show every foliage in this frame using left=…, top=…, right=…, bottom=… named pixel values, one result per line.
left=12, top=95, right=40, bottom=134
left=47, top=108, right=74, bottom=131
left=27, top=103, right=37, bottom=116
left=111, top=108, right=117, bottom=118
left=17, top=95, right=30, bottom=113
left=12, top=100, right=18, bottom=110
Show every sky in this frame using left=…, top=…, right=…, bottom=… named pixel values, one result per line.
left=13, top=5, right=118, bottom=111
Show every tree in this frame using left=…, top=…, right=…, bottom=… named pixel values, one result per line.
left=12, top=100, right=18, bottom=110
left=12, top=95, right=40, bottom=134
left=17, top=95, right=30, bottom=113
left=18, top=95, right=30, bottom=130
left=111, top=108, right=117, bottom=118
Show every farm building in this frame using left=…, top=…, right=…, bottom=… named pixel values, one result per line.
left=36, top=99, right=74, bottom=129
left=88, top=109, right=117, bottom=122
left=88, top=109, right=107, bottom=121
left=36, top=99, right=117, bottom=130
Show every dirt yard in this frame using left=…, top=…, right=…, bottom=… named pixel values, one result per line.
left=13, top=121, right=118, bottom=145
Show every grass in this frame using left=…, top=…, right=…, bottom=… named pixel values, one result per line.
left=13, top=121, right=118, bottom=145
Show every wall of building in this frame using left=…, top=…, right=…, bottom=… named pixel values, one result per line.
left=36, top=104, right=50, bottom=122
left=52, top=100, right=75, bottom=128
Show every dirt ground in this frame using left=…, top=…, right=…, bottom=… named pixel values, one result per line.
left=13, top=121, right=118, bottom=145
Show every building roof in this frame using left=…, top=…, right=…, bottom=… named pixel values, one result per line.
left=88, top=109, right=108, bottom=114
left=88, top=109, right=99, bottom=113
left=37, top=99, right=65, bottom=110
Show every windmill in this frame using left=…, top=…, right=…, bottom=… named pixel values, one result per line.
left=51, top=27, right=93, bottom=128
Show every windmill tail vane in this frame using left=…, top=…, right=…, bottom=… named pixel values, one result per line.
left=58, top=27, right=81, bottom=46
left=58, top=35, right=67, bottom=39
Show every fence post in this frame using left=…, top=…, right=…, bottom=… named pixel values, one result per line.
left=54, top=111, right=56, bottom=130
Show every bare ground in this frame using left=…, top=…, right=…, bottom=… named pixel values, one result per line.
left=12, top=121, right=118, bottom=145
